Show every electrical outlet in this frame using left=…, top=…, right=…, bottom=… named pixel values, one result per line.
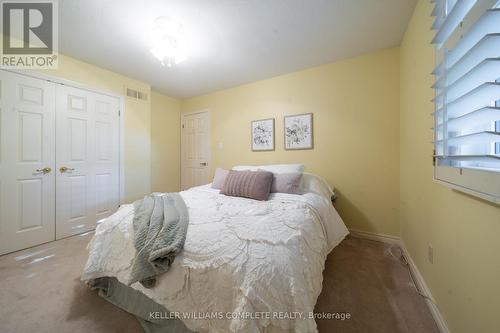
left=428, top=245, right=434, bottom=264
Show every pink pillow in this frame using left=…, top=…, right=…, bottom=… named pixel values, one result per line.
left=211, top=168, right=229, bottom=189
left=270, top=172, right=303, bottom=194
left=221, top=170, right=273, bottom=201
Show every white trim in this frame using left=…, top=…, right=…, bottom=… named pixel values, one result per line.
left=349, top=229, right=450, bottom=333
left=400, top=242, right=451, bottom=333
left=433, top=178, right=500, bottom=205
left=182, top=108, right=211, bottom=116
left=1, top=68, right=126, bottom=205
left=348, top=228, right=400, bottom=244
left=434, top=164, right=500, bottom=206
left=0, top=68, right=122, bottom=99
left=118, top=97, right=125, bottom=204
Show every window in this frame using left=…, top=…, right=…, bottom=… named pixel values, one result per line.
left=432, top=0, right=500, bottom=203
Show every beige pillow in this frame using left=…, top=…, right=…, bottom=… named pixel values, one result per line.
left=221, top=170, right=273, bottom=201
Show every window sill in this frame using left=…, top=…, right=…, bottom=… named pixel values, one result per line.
left=433, top=167, right=500, bottom=205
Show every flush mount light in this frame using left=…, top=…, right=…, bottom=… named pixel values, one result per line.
left=150, top=16, right=187, bottom=67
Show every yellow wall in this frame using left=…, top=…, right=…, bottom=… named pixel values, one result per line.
left=39, top=54, right=156, bottom=202
left=151, top=91, right=181, bottom=192
left=182, top=48, right=401, bottom=236
left=400, top=1, right=500, bottom=332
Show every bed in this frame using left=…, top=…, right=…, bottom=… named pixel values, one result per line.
left=82, top=172, right=348, bottom=333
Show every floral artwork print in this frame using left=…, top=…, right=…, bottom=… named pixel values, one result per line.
left=252, top=118, right=275, bottom=151
left=284, top=113, right=313, bottom=150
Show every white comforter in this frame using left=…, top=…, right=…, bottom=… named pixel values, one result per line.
left=82, top=185, right=348, bottom=333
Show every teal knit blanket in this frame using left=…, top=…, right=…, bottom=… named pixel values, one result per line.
left=128, top=193, right=189, bottom=288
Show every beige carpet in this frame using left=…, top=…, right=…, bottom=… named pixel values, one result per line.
left=0, top=234, right=439, bottom=333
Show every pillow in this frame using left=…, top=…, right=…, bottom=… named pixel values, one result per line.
left=221, top=170, right=273, bottom=201
left=211, top=168, right=229, bottom=189
left=301, top=172, right=334, bottom=199
left=260, top=171, right=302, bottom=194
left=232, top=164, right=304, bottom=174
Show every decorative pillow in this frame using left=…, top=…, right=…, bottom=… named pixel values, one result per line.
left=301, top=172, right=334, bottom=199
left=269, top=172, right=303, bottom=194
left=232, top=164, right=304, bottom=174
left=221, top=170, right=273, bottom=201
left=211, top=168, right=229, bottom=189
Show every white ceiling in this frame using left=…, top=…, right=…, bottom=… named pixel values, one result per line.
left=59, top=0, right=417, bottom=99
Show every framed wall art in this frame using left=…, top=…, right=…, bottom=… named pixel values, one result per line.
left=251, top=118, right=275, bottom=151
left=284, top=113, right=313, bottom=150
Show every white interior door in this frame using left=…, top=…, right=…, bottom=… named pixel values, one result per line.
left=55, top=85, right=120, bottom=239
left=0, top=71, right=56, bottom=255
left=181, top=111, right=210, bottom=190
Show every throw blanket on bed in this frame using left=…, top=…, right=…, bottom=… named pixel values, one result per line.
left=129, top=193, right=189, bottom=288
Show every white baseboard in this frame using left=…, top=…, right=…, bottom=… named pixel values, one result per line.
left=348, top=228, right=401, bottom=244
left=399, top=242, right=450, bottom=333
left=348, top=229, right=450, bottom=333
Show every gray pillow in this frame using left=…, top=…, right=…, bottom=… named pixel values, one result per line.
left=221, top=170, right=273, bottom=201
left=269, top=172, right=303, bottom=194
left=211, top=168, right=229, bottom=189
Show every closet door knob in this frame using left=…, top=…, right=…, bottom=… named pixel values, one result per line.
left=59, top=166, right=75, bottom=173
left=35, top=167, right=52, bottom=174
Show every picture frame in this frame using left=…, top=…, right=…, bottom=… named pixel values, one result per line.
left=284, top=113, right=313, bottom=150
left=251, top=118, right=275, bottom=151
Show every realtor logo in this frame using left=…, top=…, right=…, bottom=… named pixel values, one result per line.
left=1, top=0, right=58, bottom=68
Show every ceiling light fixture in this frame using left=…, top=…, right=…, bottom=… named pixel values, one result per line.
left=150, top=16, right=187, bottom=67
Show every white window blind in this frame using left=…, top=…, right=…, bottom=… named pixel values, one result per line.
left=432, top=0, right=500, bottom=203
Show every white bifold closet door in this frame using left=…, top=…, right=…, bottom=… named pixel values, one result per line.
left=0, top=70, right=120, bottom=255
left=55, top=84, right=120, bottom=239
left=0, top=71, right=56, bottom=254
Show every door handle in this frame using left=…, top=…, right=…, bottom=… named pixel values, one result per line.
left=35, top=167, right=52, bottom=174
left=59, top=166, right=75, bottom=173
left=200, top=162, right=207, bottom=166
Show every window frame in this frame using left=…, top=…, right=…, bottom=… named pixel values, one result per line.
left=432, top=1, right=500, bottom=205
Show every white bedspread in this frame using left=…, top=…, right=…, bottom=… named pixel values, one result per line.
left=82, top=185, right=348, bottom=333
